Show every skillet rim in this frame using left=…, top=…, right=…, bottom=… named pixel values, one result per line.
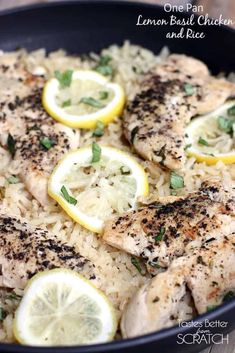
left=0, top=1, right=234, bottom=351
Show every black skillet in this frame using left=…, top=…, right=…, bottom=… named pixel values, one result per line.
left=0, top=1, right=234, bottom=352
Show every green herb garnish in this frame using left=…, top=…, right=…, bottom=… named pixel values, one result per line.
left=80, top=97, right=104, bottom=109
left=7, top=175, right=19, bottom=184
left=54, top=70, right=73, bottom=88
left=148, top=261, right=162, bottom=269
left=61, top=185, right=77, bottom=205
left=222, top=291, right=234, bottom=302
left=7, top=134, right=16, bottom=157
left=62, top=99, right=71, bottom=108
left=184, top=143, right=192, bottom=151
left=91, top=142, right=101, bottom=163
left=40, top=137, right=55, bottom=150
left=92, top=121, right=105, bottom=137
left=95, top=55, right=113, bottom=76
left=131, top=257, right=142, bottom=273
left=7, top=292, right=22, bottom=301
left=0, top=307, right=6, bottom=321
left=27, top=125, right=41, bottom=133
left=184, top=83, right=196, bottom=96
left=217, top=116, right=233, bottom=135
left=120, top=166, right=131, bottom=175
left=170, top=172, right=184, bottom=190
left=99, top=91, right=109, bottom=100
left=198, top=137, right=209, bottom=146
left=228, top=105, right=235, bottom=116
left=207, top=305, right=217, bottom=312
left=154, top=226, right=165, bottom=242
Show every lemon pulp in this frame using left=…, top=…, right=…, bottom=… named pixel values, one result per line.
left=13, top=269, right=117, bottom=346
left=42, top=70, right=125, bottom=129
left=48, top=145, right=149, bottom=233
left=185, top=100, right=235, bottom=165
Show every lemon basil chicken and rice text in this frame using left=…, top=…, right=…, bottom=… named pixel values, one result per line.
left=0, top=42, right=235, bottom=346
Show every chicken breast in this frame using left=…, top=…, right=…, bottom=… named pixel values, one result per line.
left=0, top=58, right=80, bottom=206
left=123, top=54, right=235, bottom=170
left=121, top=234, right=235, bottom=337
left=103, top=181, right=235, bottom=274
left=0, top=213, right=95, bottom=289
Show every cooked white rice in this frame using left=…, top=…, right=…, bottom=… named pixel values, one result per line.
left=0, top=40, right=234, bottom=343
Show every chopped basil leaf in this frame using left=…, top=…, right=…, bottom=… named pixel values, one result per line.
left=99, top=91, right=109, bottom=100
left=61, top=185, right=77, bottom=205
left=120, top=166, right=131, bottom=175
left=131, top=257, right=142, bottom=273
left=80, top=97, right=104, bottom=109
left=62, top=99, right=71, bottom=108
left=217, top=116, right=233, bottom=134
left=228, top=105, right=235, bottom=116
left=7, top=292, right=22, bottom=301
left=40, top=137, right=55, bottom=150
left=184, top=83, right=196, bottom=96
left=96, top=66, right=113, bottom=76
left=95, top=55, right=113, bottom=76
left=27, top=125, right=41, bottom=133
left=170, top=172, right=184, bottom=190
left=184, top=143, right=192, bottom=151
left=148, top=261, right=162, bottom=269
left=7, top=134, right=16, bottom=157
left=92, top=121, right=105, bottom=137
left=198, top=136, right=209, bottom=146
left=0, top=307, right=6, bottom=321
left=154, top=226, right=165, bottom=242
left=99, top=55, right=112, bottom=65
left=91, top=142, right=101, bottom=163
left=222, top=291, right=234, bottom=302
left=54, top=70, right=73, bottom=88
left=207, top=305, right=217, bottom=312
left=7, top=175, right=19, bottom=184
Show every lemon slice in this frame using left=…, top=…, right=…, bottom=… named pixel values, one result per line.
left=185, top=100, right=235, bottom=165
left=13, top=269, right=117, bottom=346
left=42, top=70, right=125, bottom=129
left=48, top=145, right=149, bottom=233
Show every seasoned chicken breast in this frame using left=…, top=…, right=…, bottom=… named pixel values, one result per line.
left=0, top=61, right=80, bottom=206
left=0, top=213, right=95, bottom=289
left=121, top=234, right=235, bottom=337
left=103, top=181, right=235, bottom=274
left=123, top=54, right=235, bottom=170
